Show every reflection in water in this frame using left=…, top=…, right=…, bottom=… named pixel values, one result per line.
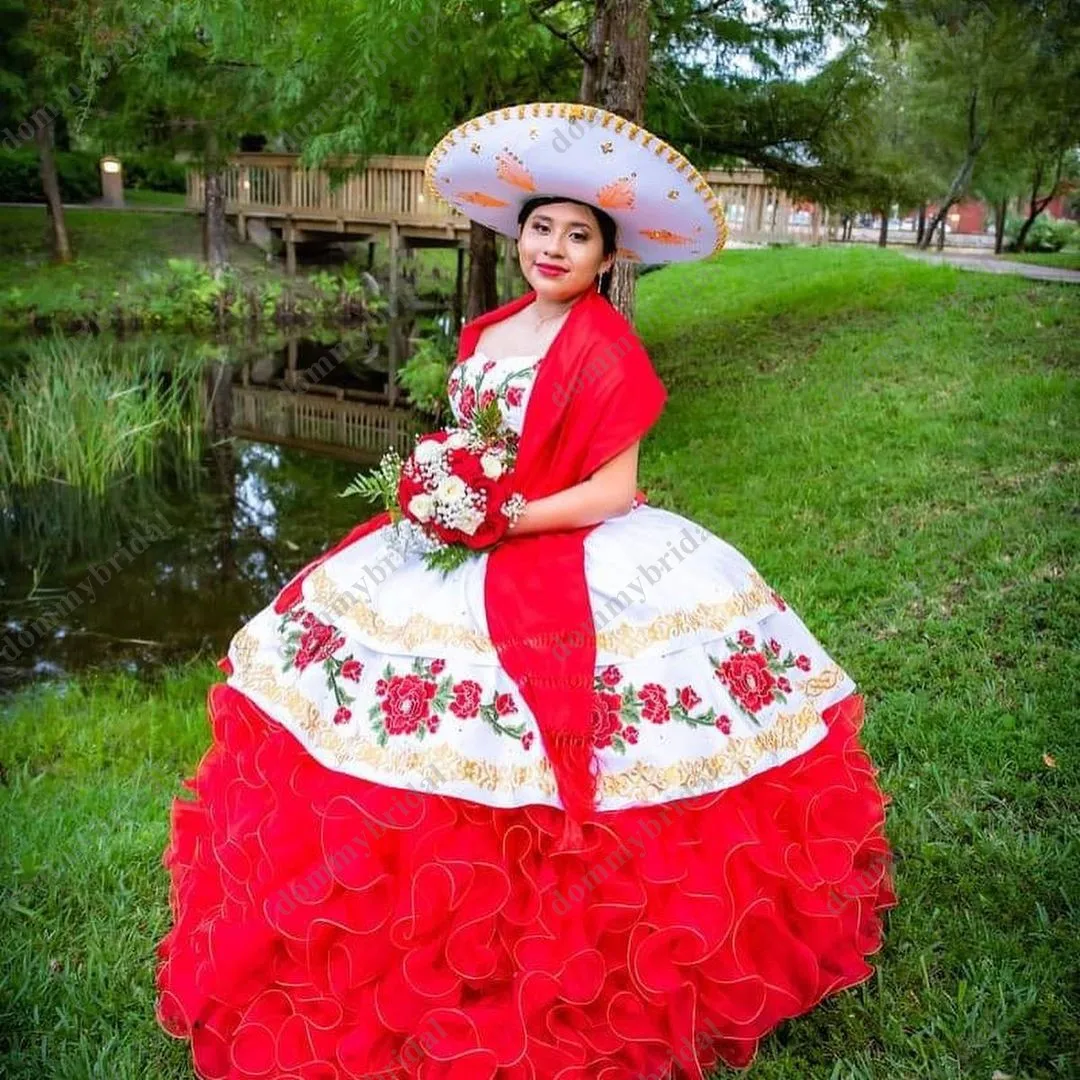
left=0, top=326, right=437, bottom=693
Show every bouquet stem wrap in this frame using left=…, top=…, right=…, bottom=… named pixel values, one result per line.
left=458, top=286, right=668, bottom=847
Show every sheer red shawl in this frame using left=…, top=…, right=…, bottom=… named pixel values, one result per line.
left=457, top=286, right=667, bottom=845
left=274, top=286, right=667, bottom=847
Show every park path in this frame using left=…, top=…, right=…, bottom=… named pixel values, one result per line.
left=902, top=249, right=1080, bottom=284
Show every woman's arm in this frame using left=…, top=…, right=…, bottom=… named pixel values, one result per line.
left=506, top=440, right=640, bottom=537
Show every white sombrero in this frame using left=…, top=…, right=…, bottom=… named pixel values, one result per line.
left=423, top=102, right=728, bottom=266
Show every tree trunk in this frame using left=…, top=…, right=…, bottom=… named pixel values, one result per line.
left=993, top=197, right=1007, bottom=254
left=918, top=90, right=986, bottom=250
left=203, top=170, right=229, bottom=276
left=34, top=111, right=71, bottom=264
left=580, top=0, right=650, bottom=323
left=466, top=221, right=499, bottom=320
left=936, top=216, right=946, bottom=250
left=915, top=203, right=927, bottom=246
left=1014, top=156, right=1063, bottom=252
left=877, top=210, right=889, bottom=248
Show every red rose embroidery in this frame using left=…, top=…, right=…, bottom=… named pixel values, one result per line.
left=494, top=693, right=517, bottom=716
left=380, top=674, right=436, bottom=735
left=600, top=665, right=622, bottom=688
left=449, top=680, right=483, bottom=719
left=796, top=654, right=811, bottom=671
left=482, top=359, right=496, bottom=373
left=592, top=692, right=623, bottom=748
left=521, top=731, right=535, bottom=751
left=677, top=686, right=701, bottom=711
left=624, top=725, right=639, bottom=744
left=768, top=638, right=781, bottom=656
left=459, top=385, right=476, bottom=420
left=430, top=658, right=446, bottom=675
left=716, top=651, right=776, bottom=713
left=294, top=619, right=345, bottom=671
left=505, top=385, right=524, bottom=407
left=638, top=682, right=670, bottom=724
left=479, top=388, right=497, bottom=410
left=778, top=676, right=792, bottom=693
left=333, top=707, right=352, bottom=725
left=341, top=659, right=363, bottom=682
left=716, top=714, right=732, bottom=735
left=737, top=629, right=756, bottom=649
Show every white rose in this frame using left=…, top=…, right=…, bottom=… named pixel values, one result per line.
left=412, top=438, right=443, bottom=465
left=434, top=475, right=467, bottom=504
left=446, top=430, right=470, bottom=449
left=480, top=452, right=504, bottom=479
left=408, top=493, right=435, bottom=521
left=457, top=508, right=485, bottom=536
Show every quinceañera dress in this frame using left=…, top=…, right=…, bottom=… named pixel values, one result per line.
left=155, top=102, right=897, bottom=1080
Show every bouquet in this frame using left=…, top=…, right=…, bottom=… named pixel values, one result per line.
left=341, top=397, right=528, bottom=575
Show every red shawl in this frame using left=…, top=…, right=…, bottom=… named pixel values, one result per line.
left=457, top=286, right=667, bottom=847
left=275, top=285, right=667, bottom=848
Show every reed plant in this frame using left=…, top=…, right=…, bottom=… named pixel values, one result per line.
left=0, top=336, right=206, bottom=502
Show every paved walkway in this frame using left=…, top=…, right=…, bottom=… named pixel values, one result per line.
left=902, top=249, right=1080, bottom=284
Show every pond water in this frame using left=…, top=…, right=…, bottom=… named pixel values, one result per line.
left=0, top=328, right=437, bottom=693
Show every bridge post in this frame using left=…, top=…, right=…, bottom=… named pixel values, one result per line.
left=285, top=220, right=297, bottom=276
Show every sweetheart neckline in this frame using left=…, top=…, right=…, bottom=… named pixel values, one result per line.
left=469, top=348, right=543, bottom=364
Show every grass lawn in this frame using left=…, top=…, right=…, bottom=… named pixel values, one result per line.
left=1002, top=251, right=1080, bottom=272
left=1, top=246, right=1078, bottom=1078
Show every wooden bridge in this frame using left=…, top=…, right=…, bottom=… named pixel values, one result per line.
left=185, top=152, right=829, bottom=272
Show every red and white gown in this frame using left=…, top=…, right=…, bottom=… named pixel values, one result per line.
left=155, top=346, right=898, bottom=1080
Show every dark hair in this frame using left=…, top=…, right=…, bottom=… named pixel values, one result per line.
left=516, top=195, right=618, bottom=298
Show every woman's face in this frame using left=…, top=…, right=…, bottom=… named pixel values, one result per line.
left=517, top=201, right=614, bottom=302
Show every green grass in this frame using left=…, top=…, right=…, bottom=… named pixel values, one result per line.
left=1, top=246, right=1078, bottom=1078
left=1002, top=251, right=1080, bottom=272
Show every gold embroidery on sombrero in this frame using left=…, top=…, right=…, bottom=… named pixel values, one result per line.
left=302, top=564, right=786, bottom=658
left=227, top=623, right=826, bottom=803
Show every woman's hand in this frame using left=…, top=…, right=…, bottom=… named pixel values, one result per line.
left=504, top=441, right=640, bottom=537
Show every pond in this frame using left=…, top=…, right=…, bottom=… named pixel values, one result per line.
left=0, top=327, right=435, bottom=693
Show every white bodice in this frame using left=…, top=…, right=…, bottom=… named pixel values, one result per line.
left=447, top=350, right=542, bottom=436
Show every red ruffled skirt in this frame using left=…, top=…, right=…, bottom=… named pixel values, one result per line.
left=155, top=683, right=897, bottom=1080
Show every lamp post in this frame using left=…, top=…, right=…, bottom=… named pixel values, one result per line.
left=100, top=156, right=124, bottom=207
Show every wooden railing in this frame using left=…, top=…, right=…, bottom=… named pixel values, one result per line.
left=187, top=154, right=827, bottom=244
left=231, top=385, right=426, bottom=460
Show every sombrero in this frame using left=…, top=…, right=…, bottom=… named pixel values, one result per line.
left=423, top=102, right=728, bottom=266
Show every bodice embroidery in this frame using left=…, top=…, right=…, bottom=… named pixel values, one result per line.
left=447, top=350, right=542, bottom=436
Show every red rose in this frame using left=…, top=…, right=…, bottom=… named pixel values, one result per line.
left=716, top=651, right=776, bottom=713
left=768, top=638, right=781, bottom=656
left=495, top=692, right=517, bottom=716
left=591, top=692, right=623, bottom=748
left=341, top=659, right=363, bottom=682
left=624, top=726, right=639, bottom=745
left=449, top=680, right=483, bottom=719
left=505, top=385, right=524, bottom=407
left=737, top=629, right=756, bottom=649
left=716, top=714, right=732, bottom=735
left=600, top=665, right=622, bottom=688
left=295, top=619, right=345, bottom=671
left=430, top=658, right=446, bottom=675
left=380, top=673, right=436, bottom=735
left=482, top=359, right=496, bottom=373
left=478, top=388, right=497, bottom=411
left=796, top=654, right=811, bottom=671
left=521, top=731, right=535, bottom=751
left=778, top=676, right=792, bottom=693
left=459, top=386, right=477, bottom=420
left=333, top=707, right=352, bottom=725
left=638, top=683, right=670, bottom=724
left=677, top=686, right=701, bottom=711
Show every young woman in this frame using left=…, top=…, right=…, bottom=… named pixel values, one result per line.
left=156, top=102, right=897, bottom=1080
